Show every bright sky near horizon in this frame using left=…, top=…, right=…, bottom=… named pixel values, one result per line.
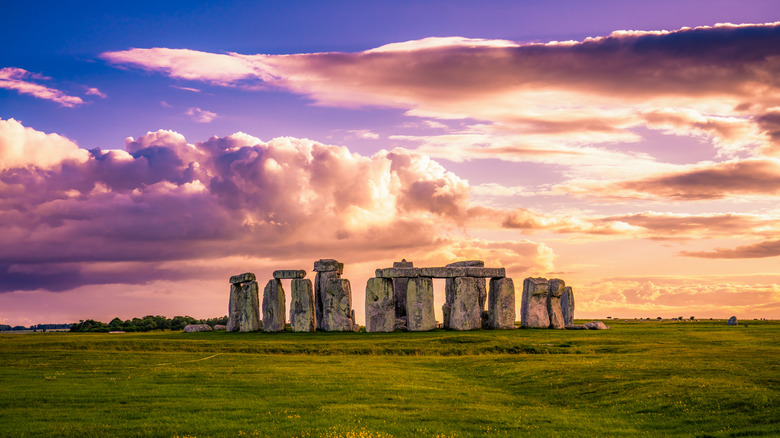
left=1, top=1, right=779, bottom=326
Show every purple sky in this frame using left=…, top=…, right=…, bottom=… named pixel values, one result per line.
left=1, top=1, right=779, bottom=325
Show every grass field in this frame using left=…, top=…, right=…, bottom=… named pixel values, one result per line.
left=0, top=320, right=777, bottom=437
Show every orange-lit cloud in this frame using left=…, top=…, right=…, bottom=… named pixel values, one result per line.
left=0, top=68, right=85, bottom=107
left=103, top=22, right=780, bottom=157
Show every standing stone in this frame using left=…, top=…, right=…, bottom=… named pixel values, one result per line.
left=366, top=277, right=395, bottom=332
left=727, top=316, right=738, bottom=326
left=449, top=277, right=481, bottom=330
left=406, top=277, right=435, bottom=331
left=227, top=273, right=261, bottom=332
left=227, top=282, right=242, bottom=332
left=446, top=261, right=487, bottom=311
left=263, top=279, right=286, bottom=332
left=290, top=278, right=316, bottom=332
left=488, top=277, right=516, bottom=329
left=322, top=278, right=354, bottom=331
left=521, top=277, right=549, bottom=328
left=561, top=286, right=575, bottom=326
left=392, top=260, right=413, bottom=328
left=547, top=279, right=566, bottom=329
left=314, top=259, right=342, bottom=330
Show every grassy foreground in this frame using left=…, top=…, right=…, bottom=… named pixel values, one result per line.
left=0, top=320, right=777, bottom=437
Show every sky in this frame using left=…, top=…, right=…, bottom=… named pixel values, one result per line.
left=1, top=0, right=779, bottom=326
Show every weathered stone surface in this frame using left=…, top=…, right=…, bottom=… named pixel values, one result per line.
left=314, top=259, right=344, bottom=273
left=227, top=282, right=242, bottom=332
left=465, top=267, right=506, bottom=278
left=406, top=277, right=435, bottom=331
left=315, top=270, right=341, bottom=330
left=446, top=260, right=485, bottom=267
left=393, top=259, right=414, bottom=268
left=376, top=267, right=420, bottom=278
left=262, top=279, right=286, bottom=332
left=547, top=278, right=566, bottom=329
left=273, top=269, right=306, bottom=279
left=227, top=280, right=261, bottom=332
left=445, top=277, right=486, bottom=316
left=583, top=321, right=610, bottom=330
left=521, top=277, right=549, bottom=328
left=419, top=267, right=467, bottom=278
left=213, top=324, right=226, bottom=331
left=561, top=286, right=575, bottom=326
left=564, top=324, right=587, bottom=330
left=322, top=278, right=354, bottom=331
left=727, top=316, right=738, bottom=326
left=184, top=324, right=212, bottom=333
left=229, top=272, right=256, bottom=284
left=290, top=278, right=316, bottom=332
left=394, top=317, right=407, bottom=331
left=449, top=277, right=481, bottom=330
left=488, top=277, right=516, bottom=329
left=393, top=277, right=409, bottom=322
left=366, top=277, right=394, bottom=332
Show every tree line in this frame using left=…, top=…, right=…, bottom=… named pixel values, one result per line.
left=68, top=315, right=228, bottom=333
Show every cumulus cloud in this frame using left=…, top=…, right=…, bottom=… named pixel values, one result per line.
left=0, top=67, right=85, bottom=107
left=102, top=22, right=780, bottom=158
left=0, top=119, right=557, bottom=293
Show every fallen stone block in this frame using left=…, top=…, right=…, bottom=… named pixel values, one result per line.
left=184, top=324, right=212, bottom=333
left=583, top=321, right=610, bottom=330
left=213, top=324, right=226, bottom=331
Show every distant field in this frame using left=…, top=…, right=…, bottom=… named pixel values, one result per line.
left=0, top=320, right=777, bottom=437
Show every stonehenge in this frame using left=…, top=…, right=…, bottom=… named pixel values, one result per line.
left=225, top=258, right=577, bottom=333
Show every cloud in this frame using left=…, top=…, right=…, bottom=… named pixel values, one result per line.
left=185, top=107, right=217, bottom=123
left=85, top=87, right=107, bottom=98
left=0, top=119, right=560, bottom=293
left=0, top=118, right=89, bottom=170
left=614, top=159, right=780, bottom=200
left=172, top=85, right=201, bottom=93
left=680, top=240, right=780, bottom=259
left=576, top=275, right=780, bottom=318
left=102, top=22, right=780, bottom=158
left=0, top=67, right=85, bottom=107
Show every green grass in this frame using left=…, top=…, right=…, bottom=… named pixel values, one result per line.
left=0, top=320, right=777, bottom=437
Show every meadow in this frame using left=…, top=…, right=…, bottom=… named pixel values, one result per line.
left=0, top=320, right=777, bottom=437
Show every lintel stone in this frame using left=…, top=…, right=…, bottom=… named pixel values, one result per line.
left=446, top=260, right=485, bottom=267
left=229, top=272, right=256, bottom=284
left=376, top=267, right=420, bottom=278
left=314, top=259, right=344, bottom=274
left=273, top=269, right=307, bottom=279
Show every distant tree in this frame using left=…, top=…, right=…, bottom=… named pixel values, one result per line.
left=690, top=316, right=695, bottom=321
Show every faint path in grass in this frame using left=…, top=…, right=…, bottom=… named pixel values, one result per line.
left=154, top=352, right=222, bottom=366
